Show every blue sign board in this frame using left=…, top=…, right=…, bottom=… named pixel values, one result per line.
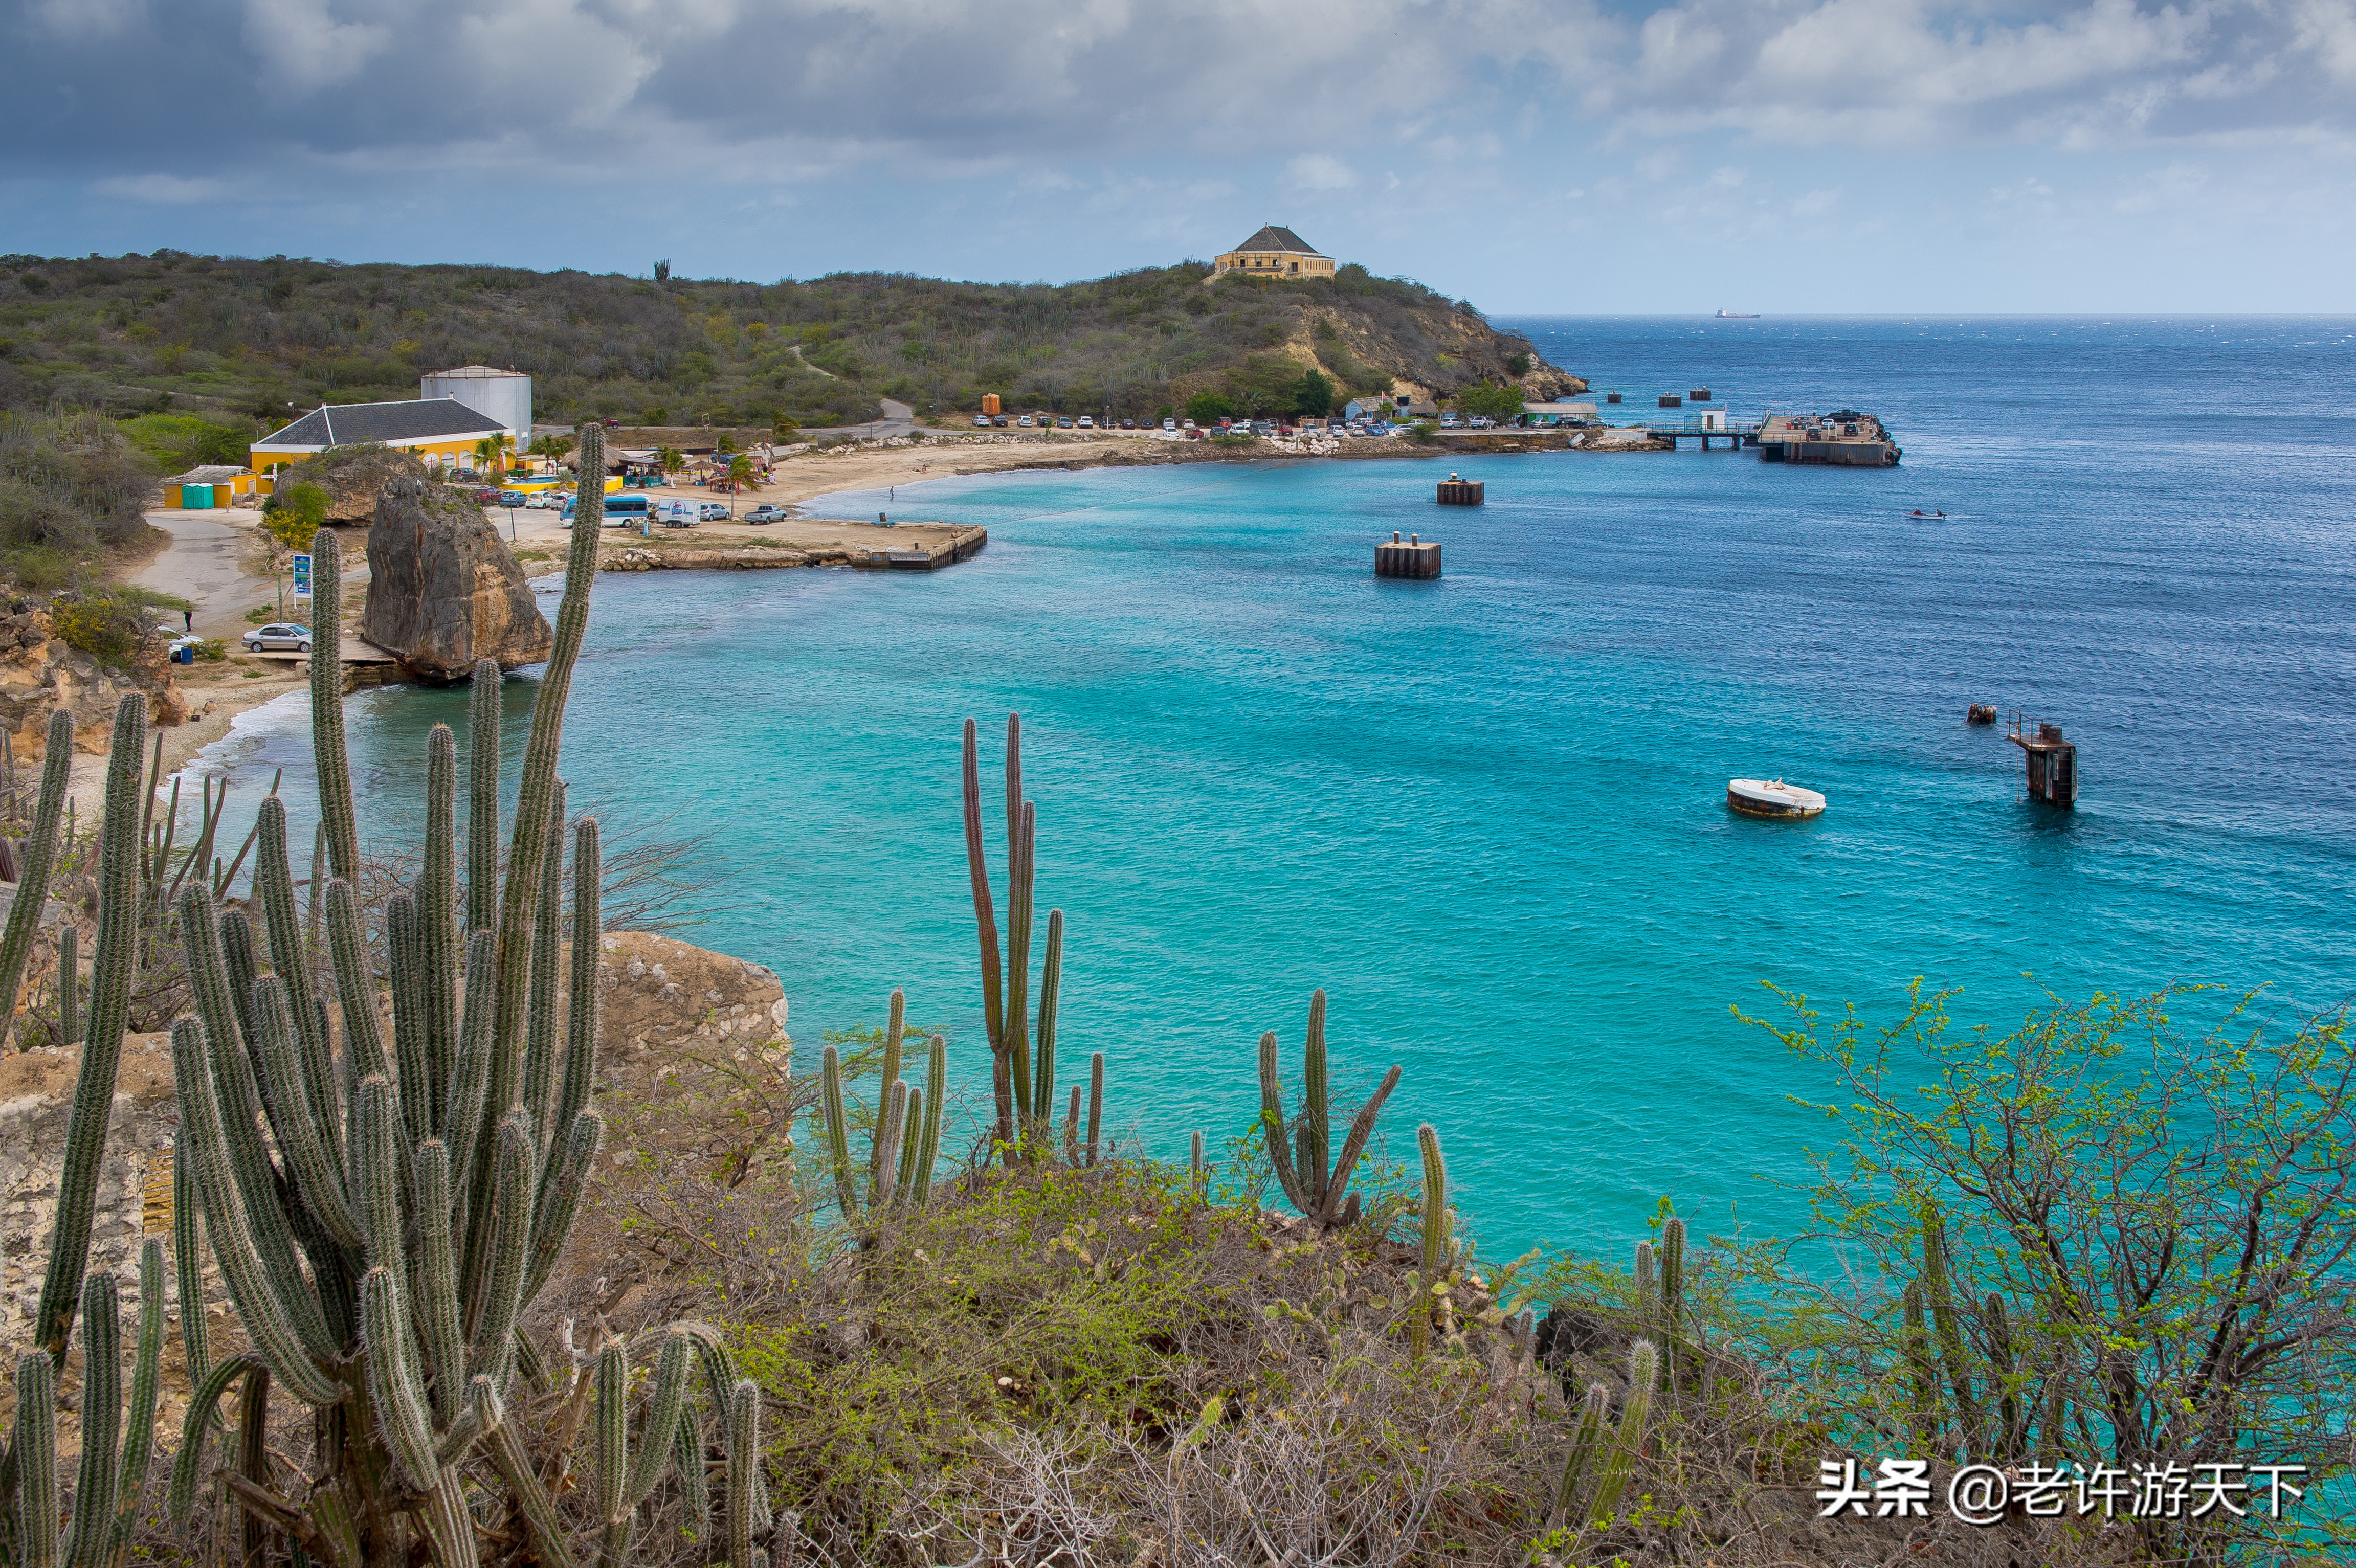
left=291, top=553, right=312, bottom=600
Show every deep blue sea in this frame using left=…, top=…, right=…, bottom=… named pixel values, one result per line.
left=202, top=317, right=2356, bottom=1264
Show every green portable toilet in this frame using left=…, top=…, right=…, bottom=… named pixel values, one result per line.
left=184, top=484, right=212, bottom=510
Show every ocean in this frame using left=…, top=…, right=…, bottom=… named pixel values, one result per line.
left=201, top=316, right=2356, bottom=1263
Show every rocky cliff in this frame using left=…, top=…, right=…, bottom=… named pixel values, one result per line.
left=0, top=607, right=188, bottom=755
left=361, top=473, right=552, bottom=682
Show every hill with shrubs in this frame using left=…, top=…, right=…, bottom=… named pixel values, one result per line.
left=0, top=251, right=1582, bottom=442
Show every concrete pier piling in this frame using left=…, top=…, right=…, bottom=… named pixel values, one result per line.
left=1436, top=473, right=1484, bottom=505
left=1376, top=531, right=1442, bottom=579
left=2008, top=715, right=2078, bottom=806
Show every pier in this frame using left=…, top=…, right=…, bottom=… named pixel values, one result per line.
left=1436, top=474, right=1484, bottom=505
left=1376, top=532, right=1441, bottom=578
left=1755, top=411, right=1900, bottom=466
left=2008, top=715, right=2078, bottom=807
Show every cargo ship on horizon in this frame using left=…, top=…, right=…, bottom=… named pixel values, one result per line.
left=1715, top=308, right=1760, bottom=319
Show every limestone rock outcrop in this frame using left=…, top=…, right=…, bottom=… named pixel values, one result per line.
left=0, top=608, right=188, bottom=755
left=362, top=474, right=552, bottom=683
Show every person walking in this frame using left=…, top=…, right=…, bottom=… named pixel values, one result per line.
left=183, top=607, right=193, bottom=633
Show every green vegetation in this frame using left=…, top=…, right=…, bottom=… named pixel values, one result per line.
left=0, top=250, right=1569, bottom=435
left=0, top=409, right=153, bottom=587
left=49, top=583, right=184, bottom=665
left=1458, top=380, right=1527, bottom=419
left=261, top=479, right=326, bottom=550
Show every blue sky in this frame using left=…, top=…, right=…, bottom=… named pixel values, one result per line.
left=7, top=0, right=2354, bottom=311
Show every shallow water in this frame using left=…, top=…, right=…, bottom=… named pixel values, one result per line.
left=198, top=316, right=2356, bottom=1262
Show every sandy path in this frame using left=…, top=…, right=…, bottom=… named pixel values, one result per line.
left=133, top=508, right=275, bottom=639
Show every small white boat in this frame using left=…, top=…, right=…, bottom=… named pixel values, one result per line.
left=1726, top=777, right=1826, bottom=820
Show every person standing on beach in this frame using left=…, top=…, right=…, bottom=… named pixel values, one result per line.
left=183, top=607, right=193, bottom=632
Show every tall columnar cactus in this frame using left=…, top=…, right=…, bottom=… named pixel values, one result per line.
left=308, top=526, right=361, bottom=883
left=913, top=1033, right=946, bottom=1205
left=1258, top=989, right=1401, bottom=1229
left=466, top=657, right=502, bottom=934
left=1659, top=1216, right=1686, bottom=1340
left=592, top=1329, right=695, bottom=1567
left=1919, top=1197, right=1987, bottom=1456
left=961, top=714, right=1078, bottom=1158
left=822, top=1035, right=914, bottom=1223
left=0, top=709, right=73, bottom=1049
left=1552, top=1381, right=1610, bottom=1526
left=1584, top=1341, right=1658, bottom=1526
left=56, top=924, right=79, bottom=1047
left=1410, top=1123, right=1450, bottom=1358
left=32, top=696, right=144, bottom=1364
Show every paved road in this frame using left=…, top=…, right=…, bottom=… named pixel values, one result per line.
left=135, top=509, right=273, bottom=639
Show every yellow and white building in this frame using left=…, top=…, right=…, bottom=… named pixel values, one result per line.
left=1211, top=225, right=1336, bottom=280
left=251, top=397, right=513, bottom=475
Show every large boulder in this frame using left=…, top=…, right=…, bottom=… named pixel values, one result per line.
left=0, top=608, right=188, bottom=755
left=362, top=473, right=552, bottom=682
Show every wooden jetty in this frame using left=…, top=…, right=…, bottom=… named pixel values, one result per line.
left=1376, top=531, right=1441, bottom=579
left=1436, top=473, right=1484, bottom=506
left=2008, top=714, right=2078, bottom=806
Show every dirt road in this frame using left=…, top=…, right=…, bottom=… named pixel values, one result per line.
left=135, top=508, right=275, bottom=638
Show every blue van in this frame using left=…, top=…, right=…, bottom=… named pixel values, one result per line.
left=561, top=492, right=652, bottom=527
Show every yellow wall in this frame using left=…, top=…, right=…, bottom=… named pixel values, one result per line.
left=251, top=435, right=504, bottom=473
left=1213, top=250, right=1336, bottom=279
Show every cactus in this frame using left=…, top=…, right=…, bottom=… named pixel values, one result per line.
left=56, top=924, right=78, bottom=1047
left=820, top=1044, right=857, bottom=1220
left=1189, top=1129, right=1206, bottom=1200
left=871, top=988, right=905, bottom=1183
left=0, top=711, right=71, bottom=1048
left=421, top=724, right=460, bottom=1123
left=592, top=1328, right=694, bottom=1567
left=1901, top=1280, right=1940, bottom=1451
left=520, top=783, right=567, bottom=1151
left=1659, top=1217, right=1685, bottom=1338
left=14, top=1353, right=57, bottom=1568
left=307, top=527, right=361, bottom=882
left=1410, top=1123, right=1449, bottom=1358
left=1084, top=1050, right=1104, bottom=1167
left=912, top=1034, right=946, bottom=1205
left=1633, top=1241, right=1656, bottom=1322
left=961, top=715, right=1077, bottom=1159
left=1552, top=1382, right=1609, bottom=1525
left=727, top=1378, right=766, bottom=1568
left=829, top=1002, right=947, bottom=1221
left=1258, top=990, right=1401, bottom=1229
left=31, top=696, right=144, bottom=1364
left=466, top=657, right=501, bottom=934
left=1584, top=1341, right=1658, bottom=1525
left=1919, top=1197, right=1986, bottom=1455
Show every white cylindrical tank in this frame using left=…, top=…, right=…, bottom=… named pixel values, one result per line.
left=420, top=365, right=531, bottom=442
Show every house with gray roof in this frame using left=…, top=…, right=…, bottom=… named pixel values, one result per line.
left=250, top=397, right=512, bottom=472
left=1212, top=225, right=1335, bottom=280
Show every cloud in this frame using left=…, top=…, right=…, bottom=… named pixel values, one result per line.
left=240, top=0, right=390, bottom=94
left=93, top=173, right=231, bottom=203
left=1286, top=153, right=1357, bottom=190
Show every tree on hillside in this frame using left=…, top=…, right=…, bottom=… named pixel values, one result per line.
left=1186, top=391, right=1239, bottom=425
left=1295, top=369, right=1334, bottom=417
left=1458, top=383, right=1526, bottom=420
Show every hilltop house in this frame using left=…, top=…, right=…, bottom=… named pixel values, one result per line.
left=251, top=397, right=513, bottom=474
left=1212, top=226, right=1336, bottom=280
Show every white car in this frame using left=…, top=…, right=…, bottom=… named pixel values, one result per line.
left=525, top=492, right=562, bottom=509
left=973, top=414, right=991, bottom=427
left=1076, top=416, right=1095, bottom=429
left=243, top=623, right=313, bottom=653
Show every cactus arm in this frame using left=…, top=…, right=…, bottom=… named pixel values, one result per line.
left=57, top=924, right=79, bottom=1047
left=252, top=798, right=342, bottom=1165
left=1315, top=1064, right=1401, bottom=1228
left=486, top=427, right=604, bottom=1114
left=386, top=893, right=432, bottom=1146
left=1586, top=1341, right=1658, bottom=1524
left=0, top=710, right=72, bottom=1050
left=522, top=1113, right=602, bottom=1304
left=410, top=1140, right=466, bottom=1426
left=167, top=1019, right=343, bottom=1404
left=872, top=988, right=905, bottom=1183
left=623, top=1330, right=692, bottom=1511
left=32, top=696, right=143, bottom=1363
left=1661, top=1217, right=1686, bottom=1338
left=820, top=1046, right=857, bottom=1221
left=960, top=719, right=1008, bottom=1136
left=167, top=1351, right=258, bottom=1526
left=894, top=1085, right=923, bottom=1204
left=593, top=1341, right=629, bottom=1564
left=1084, top=1050, right=1104, bottom=1168
left=326, top=880, right=393, bottom=1089
left=483, top=1417, right=578, bottom=1568
left=16, top=1350, right=59, bottom=1568
left=445, top=931, right=499, bottom=1218
left=465, top=659, right=502, bottom=935
left=1256, top=1031, right=1306, bottom=1211
left=1902, top=1280, right=1942, bottom=1451
left=249, top=977, right=361, bottom=1248
left=1920, top=1199, right=1987, bottom=1452
left=1303, top=990, right=1331, bottom=1214
left=725, top=1379, right=761, bottom=1568
left=1552, top=1381, right=1609, bottom=1526
left=104, top=1239, right=165, bottom=1567
left=171, top=1129, right=211, bottom=1397
left=421, top=725, right=460, bottom=1124
left=546, top=820, right=600, bottom=1192
left=870, top=1080, right=907, bottom=1211
left=218, top=909, right=261, bottom=1060
left=468, top=1115, right=535, bottom=1384
left=359, top=1266, right=440, bottom=1492
left=1190, top=1130, right=1206, bottom=1199
left=914, top=1035, right=945, bottom=1205
left=674, top=1408, right=710, bottom=1540
left=519, top=785, right=566, bottom=1151
left=307, top=528, right=362, bottom=883
left=1004, top=800, right=1035, bottom=1131
left=1032, top=912, right=1060, bottom=1124
left=1062, top=1086, right=1081, bottom=1165
left=62, top=1273, right=121, bottom=1568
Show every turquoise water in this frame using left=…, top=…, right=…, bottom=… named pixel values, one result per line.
left=208, top=318, right=2356, bottom=1262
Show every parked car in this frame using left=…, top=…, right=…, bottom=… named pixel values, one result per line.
left=743, top=504, right=790, bottom=525
left=525, top=492, right=561, bottom=509
left=497, top=490, right=529, bottom=506
left=1057, top=416, right=1074, bottom=429
left=992, top=415, right=1008, bottom=427
left=973, top=413, right=991, bottom=427
left=699, top=502, right=730, bottom=522
left=1016, top=415, right=1033, bottom=428
left=1076, top=416, right=1095, bottom=429
left=243, top=623, right=314, bottom=653
left=1163, top=418, right=1177, bottom=431
left=1121, top=418, right=1136, bottom=429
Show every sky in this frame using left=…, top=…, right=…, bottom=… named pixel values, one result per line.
left=6, top=0, right=2355, bottom=312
